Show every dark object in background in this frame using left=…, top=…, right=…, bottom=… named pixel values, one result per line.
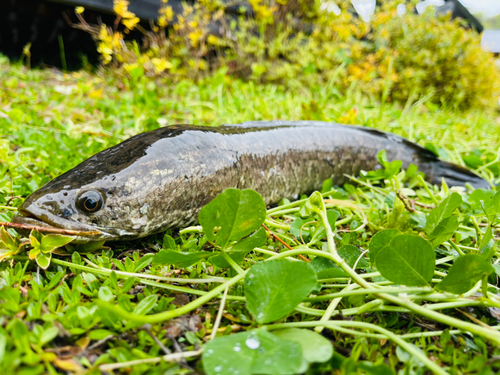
left=0, top=0, right=484, bottom=70
left=436, top=0, right=483, bottom=33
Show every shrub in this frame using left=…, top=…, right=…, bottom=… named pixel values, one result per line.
left=75, top=0, right=500, bottom=111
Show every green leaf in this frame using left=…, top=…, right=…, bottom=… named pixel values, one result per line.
left=89, top=329, right=114, bottom=340
left=327, top=209, right=340, bottom=227
left=163, top=234, right=176, bottom=250
left=133, top=295, right=158, bottom=315
left=425, top=193, right=462, bottom=234
left=0, top=226, right=19, bottom=251
left=40, top=235, right=75, bottom=253
left=121, top=276, right=137, bottom=293
left=290, top=218, right=315, bottom=240
left=428, top=215, right=459, bottom=247
left=310, top=256, right=348, bottom=279
left=298, top=191, right=325, bottom=217
left=471, top=190, right=500, bottom=221
left=436, top=254, right=494, bottom=294
left=362, top=150, right=402, bottom=180
left=210, top=227, right=267, bottom=268
left=40, top=327, right=59, bottom=346
left=36, top=252, right=52, bottom=270
left=98, top=286, right=115, bottom=302
left=358, top=362, right=395, bottom=375
left=199, top=188, right=266, bottom=249
left=203, top=329, right=303, bottom=375
left=368, top=229, right=401, bottom=264
left=244, top=259, right=317, bottom=323
left=272, top=328, right=333, bottom=371
left=29, top=233, right=41, bottom=260
left=338, top=245, right=369, bottom=269
left=376, top=234, right=435, bottom=286
left=134, top=254, right=154, bottom=272
left=152, top=250, right=212, bottom=267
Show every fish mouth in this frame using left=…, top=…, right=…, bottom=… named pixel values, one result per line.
left=10, top=206, right=111, bottom=242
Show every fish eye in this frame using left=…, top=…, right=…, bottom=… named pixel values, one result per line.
left=76, top=190, right=104, bottom=213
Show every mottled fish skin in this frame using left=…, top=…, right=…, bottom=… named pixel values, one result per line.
left=13, top=121, right=489, bottom=242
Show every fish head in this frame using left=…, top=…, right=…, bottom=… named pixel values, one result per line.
left=12, top=175, right=145, bottom=243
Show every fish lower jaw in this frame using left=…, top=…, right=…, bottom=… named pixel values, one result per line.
left=11, top=209, right=111, bottom=243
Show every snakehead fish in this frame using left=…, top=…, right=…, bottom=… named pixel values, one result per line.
left=11, top=121, right=488, bottom=243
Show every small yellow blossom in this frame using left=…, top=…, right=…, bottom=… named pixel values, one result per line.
left=152, top=58, right=173, bottom=73
left=122, top=17, right=140, bottom=30
left=188, top=30, right=203, bottom=46
left=75, top=6, right=85, bottom=14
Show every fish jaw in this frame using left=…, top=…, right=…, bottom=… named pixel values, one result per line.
left=11, top=205, right=115, bottom=243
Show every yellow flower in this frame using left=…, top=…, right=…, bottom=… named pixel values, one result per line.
left=207, top=35, right=219, bottom=45
left=152, top=58, right=173, bottom=73
left=122, top=17, right=140, bottom=30
left=124, top=63, right=139, bottom=72
left=75, top=6, right=85, bottom=14
left=188, top=30, right=203, bottom=46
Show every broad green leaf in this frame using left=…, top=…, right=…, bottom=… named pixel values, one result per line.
left=29, top=234, right=41, bottom=260
left=410, top=212, right=427, bottom=230
left=290, top=218, right=315, bottom=240
left=436, top=254, right=494, bottom=294
left=327, top=209, right=341, bottom=227
left=40, top=235, right=75, bottom=253
left=494, top=264, right=500, bottom=278
left=210, top=227, right=267, bottom=268
left=272, top=328, right=333, bottom=372
left=425, top=193, right=462, bottom=234
left=376, top=234, right=435, bottom=286
left=338, top=245, right=369, bottom=269
left=321, top=178, right=333, bottom=192
left=471, top=190, right=500, bottom=221
left=310, top=256, right=347, bottom=279
left=89, top=329, right=114, bottom=340
left=298, top=191, right=325, bottom=217
left=480, top=226, right=495, bottom=260
left=98, top=286, right=115, bottom=302
left=199, top=188, right=266, bottom=249
left=203, top=329, right=303, bottom=375
left=0, top=226, right=18, bottom=251
left=244, top=259, right=317, bottom=323
left=368, top=229, right=401, bottom=264
left=40, top=327, right=59, bottom=346
left=163, top=234, right=176, bottom=250
left=152, top=250, right=212, bottom=267
left=36, top=252, right=52, bottom=270
left=30, top=229, right=43, bottom=243
left=77, top=306, right=90, bottom=320
left=133, top=295, right=158, bottom=315
left=428, top=215, right=459, bottom=247
left=134, top=254, right=154, bottom=272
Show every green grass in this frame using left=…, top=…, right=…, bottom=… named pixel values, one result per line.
left=1, top=55, right=500, bottom=375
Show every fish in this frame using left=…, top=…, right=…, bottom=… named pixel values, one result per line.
left=11, top=121, right=489, bottom=243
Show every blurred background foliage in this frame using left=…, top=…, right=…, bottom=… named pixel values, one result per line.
left=75, top=0, right=500, bottom=111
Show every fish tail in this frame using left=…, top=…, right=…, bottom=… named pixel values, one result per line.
left=429, top=159, right=491, bottom=189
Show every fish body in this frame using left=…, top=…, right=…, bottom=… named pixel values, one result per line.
left=13, top=121, right=488, bottom=242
